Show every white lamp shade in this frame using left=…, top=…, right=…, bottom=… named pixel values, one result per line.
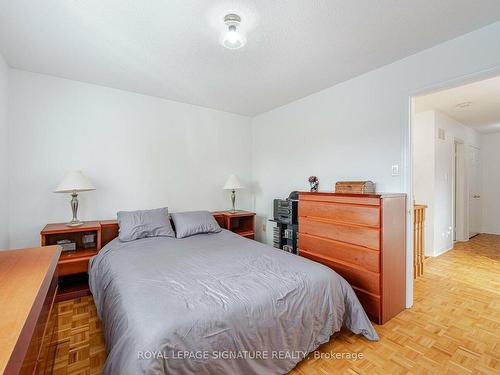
left=223, top=174, right=243, bottom=190
left=54, top=170, right=95, bottom=193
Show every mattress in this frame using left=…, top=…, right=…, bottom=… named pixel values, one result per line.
left=89, top=229, right=378, bottom=374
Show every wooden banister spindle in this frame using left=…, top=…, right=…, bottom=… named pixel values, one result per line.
left=413, top=205, right=427, bottom=278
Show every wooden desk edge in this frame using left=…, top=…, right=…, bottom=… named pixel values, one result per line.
left=1, top=246, right=61, bottom=375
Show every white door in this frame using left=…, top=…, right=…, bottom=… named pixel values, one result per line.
left=468, top=146, right=482, bottom=238
left=454, top=142, right=466, bottom=241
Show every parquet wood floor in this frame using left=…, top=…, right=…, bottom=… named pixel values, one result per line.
left=52, top=295, right=105, bottom=375
left=53, top=234, right=500, bottom=374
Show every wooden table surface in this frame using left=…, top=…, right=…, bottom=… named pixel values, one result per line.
left=0, top=246, right=60, bottom=374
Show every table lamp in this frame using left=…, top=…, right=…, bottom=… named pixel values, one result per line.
left=54, top=170, right=95, bottom=227
left=223, top=174, right=243, bottom=212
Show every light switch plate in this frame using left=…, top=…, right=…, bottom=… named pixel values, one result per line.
left=391, top=164, right=400, bottom=176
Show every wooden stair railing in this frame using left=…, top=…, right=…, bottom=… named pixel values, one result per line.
left=413, top=204, right=427, bottom=279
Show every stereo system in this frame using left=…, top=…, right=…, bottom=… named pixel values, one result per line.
left=273, top=199, right=298, bottom=224
left=270, top=191, right=299, bottom=254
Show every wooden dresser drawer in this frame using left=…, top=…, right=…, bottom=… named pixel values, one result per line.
left=299, top=200, right=380, bottom=227
left=58, top=257, right=89, bottom=276
left=352, top=287, right=381, bottom=323
left=300, top=193, right=381, bottom=206
left=300, top=217, right=380, bottom=250
left=299, top=233, right=380, bottom=273
left=299, top=249, right=380, bottom=295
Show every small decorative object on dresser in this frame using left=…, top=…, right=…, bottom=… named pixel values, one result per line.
left=54, top=170, right=95, bottom=227
left=308, top=175, right=319, bottom=192
left=223, top=174, right=244, bottom=212
left=335, top=180, right=375, bottom=194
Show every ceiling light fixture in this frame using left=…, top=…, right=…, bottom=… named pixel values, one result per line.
left=222, top=13, right=246, bottom=49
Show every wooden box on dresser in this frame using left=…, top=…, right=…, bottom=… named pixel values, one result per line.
left=298, top=192, right=406, bottom=324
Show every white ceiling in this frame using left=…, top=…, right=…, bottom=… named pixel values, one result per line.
left=414, top=75, right=500, bottom=133
left=1, top=1, right=500, bottom=116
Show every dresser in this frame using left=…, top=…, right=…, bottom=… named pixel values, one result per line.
left=298, top=192, right=406, bottom=324
left=0, top=246, right=61, bottom=375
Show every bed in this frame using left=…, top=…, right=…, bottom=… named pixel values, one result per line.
left=89, top=229, right=378, bottom=375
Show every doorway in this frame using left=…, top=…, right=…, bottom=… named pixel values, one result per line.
left=410, top=75, right=500, bottom=259
left=453, top=140, right=466, bottom=242
left=468, top=145, right=482, bottom=238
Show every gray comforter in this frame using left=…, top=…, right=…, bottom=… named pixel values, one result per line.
left=89, top=229, right=378, bottom=375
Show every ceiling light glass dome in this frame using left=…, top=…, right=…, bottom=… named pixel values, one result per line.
left=221, top=14, right=246, bottom=50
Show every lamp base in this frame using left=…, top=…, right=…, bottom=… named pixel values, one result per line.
left=66, top=192, right=83, bottom=227
left=66, top=220, right=84, bottom=227
left=230, top=190, right=237, bottom=212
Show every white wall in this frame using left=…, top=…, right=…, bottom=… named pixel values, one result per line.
left=481, top=132, right=500, bottom=235
left=252, top=22, right=500, bottom=244
left=7, top=70, right=253, bottom=248
left=0, top=53, right=8, bottom=249
left=412, top=111, right=435, bottom=256
left=252, top=21, right=500, bottom=306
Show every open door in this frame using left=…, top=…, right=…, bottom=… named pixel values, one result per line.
left=468, top=146, right=482, bottom=238
left=454, top=141, right=466, bottom=242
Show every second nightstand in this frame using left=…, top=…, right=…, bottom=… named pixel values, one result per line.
left=213, top=211, right=256, bottom=239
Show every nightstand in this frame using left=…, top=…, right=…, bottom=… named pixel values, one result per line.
left=40, top=220, right=118, bottom=301
left=213, top=211, right=256, bottom=239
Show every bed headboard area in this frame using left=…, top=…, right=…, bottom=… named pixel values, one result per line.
left=98, top=212, right=226, bottom=248
left=100, top=220, right=119, bottom=247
